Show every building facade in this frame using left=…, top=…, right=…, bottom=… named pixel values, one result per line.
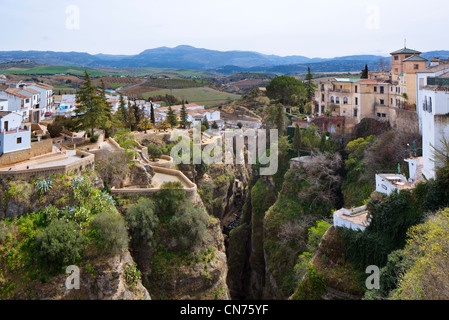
left=0, top=111, right=31, bottom=156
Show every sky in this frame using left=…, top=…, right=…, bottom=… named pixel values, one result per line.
left=1, top=0, right=448, bottom=58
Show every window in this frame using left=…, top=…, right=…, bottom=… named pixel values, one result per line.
left=391, top=98, right=393, bottom=105
left=343, top=97, right=349, bottom=104
left=395, top=68, right=399, bottom=73
left=17, top=137, right=22, bottom=144
left=380, top=86, right=384, bottom=94
left=330, top=96, right=335, bottom=103
left=355, top=97, right=358, bottom=105
left=414, top=64, right=419, bottom=70
left=336, top=97, right=340, bottom=104
left=380, top=99, right=385, bottom=105
left=355, top=85, right=358, bottom=93
left=321, top=94, right=325, bottom=102
left=374, top=86, right=377, bottom=92
left=394, top=56, right=399, bottom=61
left=354, top=108, right=358, bottom=117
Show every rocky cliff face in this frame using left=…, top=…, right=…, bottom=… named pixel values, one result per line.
left=134, top=211, right=231, bottom=300
left=290, top=226, right=364, bottom=300
left=2, top=249, right=150, bottom=300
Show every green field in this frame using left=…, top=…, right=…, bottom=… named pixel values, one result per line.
left=142, top=87, right=241, bottom=106
left=0, top=65, right=126, bottom=77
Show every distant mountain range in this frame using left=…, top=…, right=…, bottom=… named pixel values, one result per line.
left=0, top=45, right=448, bottom=74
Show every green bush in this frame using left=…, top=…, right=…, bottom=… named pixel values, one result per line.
left=168, top=203, right=208, bottom=252
left=90, top=211, right=129, bottom=256
left=125, top=198, right=159, bottom=248
left=90, top=134, right=99, bottom=143
left=34, top=220, right=85, bottom=273
left=124, top=263, right=141, bottom=287
left=147, top=144, right=162, bottom=161
left=153, top=182, right=186, bottom=217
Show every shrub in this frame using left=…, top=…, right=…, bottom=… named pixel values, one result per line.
left=147, top=144, right=162, bottom=161
left=168, top=203, right=208, bottom=252
left=47, top=122, right=63, bottom=138
left=125, top=199, right=159, bottom=248
left=90, top=211, right=129, bottom=256
left=153, top=182, right=186, bottom=217
left=34, top=220, right=85, bottom=273
left=124, top=263, right=141, bottom=287
left=291, top=265, right=327, bottom=300
left=90, top=134, right=99, bottom=143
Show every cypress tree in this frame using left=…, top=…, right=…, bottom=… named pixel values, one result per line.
left=150, top=103, right=155, bottom=125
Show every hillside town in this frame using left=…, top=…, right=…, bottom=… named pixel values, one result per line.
left=1, top=40, right=449, bottom=304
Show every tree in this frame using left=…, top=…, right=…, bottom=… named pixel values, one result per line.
left=75, top=71, right=106, bottom=137
left=377, top=58, right=390, bottom=72
left=169, top=202, right=209, bottom=252
left=147, top=144, right=162, bottom=161
left=167, top=106, right=178, bottom=128
left=180, top=101, right=188, bottom=129
left=34, top=220, right=85, bottom=272
left=293, top=124, right=302, bottom=156
left=125, top=198, right=160, bottom=248
left=99, top=79, right=114, bottom=137
left=266, top=76, right=306, bottom=106
left=90, top=211, right=129, bottom=256
left=47, top=122, right=63, bottom=138
left=140, top=117, right=152, bottom=133
left=150, top=103, right=155, bottom=125
left=118, top=93, right=129, bottom=128
left=202, top=116, right=210, bottom=130
left=211, top=121, right=219, bottom=129
left=274, top=103, right=286, bottom=135
left=304, top=67, right=317, bottom=102
left=361, top=64, right=369, bottom=79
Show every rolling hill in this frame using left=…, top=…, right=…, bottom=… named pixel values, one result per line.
left=0, top=46, right=447, bottom=74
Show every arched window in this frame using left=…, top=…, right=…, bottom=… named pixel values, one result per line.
left=343, top=97, right=349, bottom=105
left=330, top=96, right=335, bottom=103
left=336, top=97, right=340, bottom=104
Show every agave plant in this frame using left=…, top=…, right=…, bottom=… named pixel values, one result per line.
left=35, top=177, right=54, bottom=196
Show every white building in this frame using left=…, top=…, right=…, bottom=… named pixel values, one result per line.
left=333, top=205, right=370, bottom=232
left=0, top=111, right=31, bottom=156
left=0, top=99, right=8, bottom=111
left=375, top=173, right=414, bottom=196
left=26, top=83, right=53, bottom=115
left=416, top=59, right=449, bottom=180
left=0, top=89, right=32, bottom=122
left=16, top=87, right=43, bottom=123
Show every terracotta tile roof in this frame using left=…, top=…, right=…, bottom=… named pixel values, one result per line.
left=23, top=88, right=39, bottom=94
left=31, top=83, right=53, bottom=90
left=0, top=111, right=12, bottom=119
left=5, top=88, right=29, bottom=99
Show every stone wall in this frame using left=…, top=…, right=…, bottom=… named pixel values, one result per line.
left=0, top=150, right=95, bottom=180
left=111, top=166, right=197, bottom=199
left=0, top=138, right=53, bottom=167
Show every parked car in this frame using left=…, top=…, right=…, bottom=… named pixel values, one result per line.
left=44, top=112, right=52, bottom=117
